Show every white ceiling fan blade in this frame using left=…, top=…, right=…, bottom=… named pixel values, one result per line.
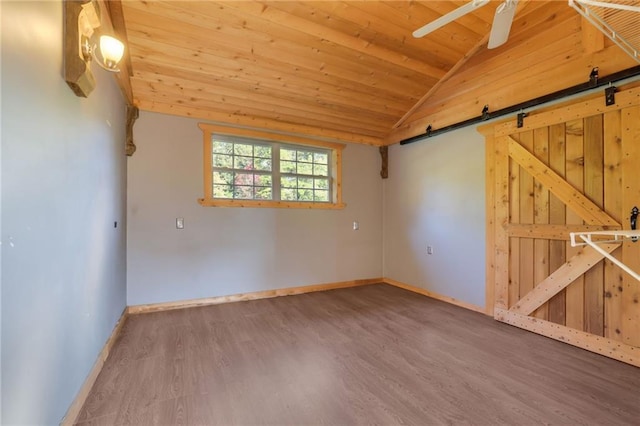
left=413, top=0, right=490, bottom=38
left=488, top=0, right=519, bottom=49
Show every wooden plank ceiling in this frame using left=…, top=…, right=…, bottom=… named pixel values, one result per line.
left=118, top=1, right=638, bottom=145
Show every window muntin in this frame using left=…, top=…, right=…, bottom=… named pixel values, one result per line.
left=210, top=136, right=333, bottom=203
left=211, top=139, right=274, bottom=200
left=200, top=125, right=344, bottom=209
left=279, top=146, right=331, bottom=202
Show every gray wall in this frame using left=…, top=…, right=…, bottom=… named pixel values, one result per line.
left=127, top=112, right=383, bottom=306
left=383, top=126, right=486, bottom=308
left=0, top=3, right=3, bottom=415
left=1, top=2, right=127, bottom=424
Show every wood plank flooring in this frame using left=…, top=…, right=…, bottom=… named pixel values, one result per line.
left=76, top=284, right=640, bottom=425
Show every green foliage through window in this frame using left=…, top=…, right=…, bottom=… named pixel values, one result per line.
left=210, top=136, right=332, bottom=203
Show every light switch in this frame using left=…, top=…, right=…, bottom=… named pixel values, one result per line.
left=353, top=221, right=359, bottom=231
left=176, top=217, right=184, bottom=229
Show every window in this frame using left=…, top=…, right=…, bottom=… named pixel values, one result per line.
left=199, top=124, right=345, bottom=209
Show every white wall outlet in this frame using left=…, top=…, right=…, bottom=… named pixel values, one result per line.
left=176, top=217, right=184, bottom=229
left=427, top=245, right=433, bottom=255
left=353, top=221, right=359, bottom=230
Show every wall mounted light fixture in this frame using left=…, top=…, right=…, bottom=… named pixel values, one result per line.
left=64, top=0, right=125, bottom=97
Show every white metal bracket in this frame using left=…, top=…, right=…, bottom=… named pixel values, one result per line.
left=570, top=230, right=640, bottom=281
left=569, top=0, right=640, bottom=63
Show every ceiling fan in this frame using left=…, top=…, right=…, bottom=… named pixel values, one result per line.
left=413, top=0, right=519, bottom=49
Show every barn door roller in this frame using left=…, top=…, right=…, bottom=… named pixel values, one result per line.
left=605, top=83, right=617, bottom=106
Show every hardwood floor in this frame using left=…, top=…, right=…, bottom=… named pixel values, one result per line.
left=76, top=284, right=640, bottom=425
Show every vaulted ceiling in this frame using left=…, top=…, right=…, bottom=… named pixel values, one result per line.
left=107, top=1, right=639, bottom=145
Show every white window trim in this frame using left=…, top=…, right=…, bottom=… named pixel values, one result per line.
left=198, top=123, right=346, bottom=209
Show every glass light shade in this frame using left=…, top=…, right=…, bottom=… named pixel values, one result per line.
left=99, top=35, right=124, bottom=69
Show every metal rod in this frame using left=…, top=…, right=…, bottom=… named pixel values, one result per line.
left=571, top=233, right=640, bottom=282
left=400, top=65, right=640, bottom=145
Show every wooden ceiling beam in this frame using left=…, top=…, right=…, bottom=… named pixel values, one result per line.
left=408, top=19, right=582, bottom=118
left=581, top=16, right=605, bottom=54
left=123, top=5, right=434, bottom=83
left=132, top=60, right=418, bottom=125
left=136, top=100, right=385, bottom=146
left=132, top=63, right=412, bottom=114
left=145, top=99, right=388, bottom=139
left=119, top=0, right=611, bottom=146
left=121, top=4, right=432, bottom=95
left=387, top=43, right=638, bottom=144
left=392, top=31, right=491, bottom=129
left=132, top=83, right=392, bottom=134
left=131, top=79, right=396, bottom=132
left=462, top=1, right=573, bottom=69
left=220, top=1, right=447, bottom=80
left=129, top=43, right=420, bottom=101
left=124, top=1, right=443, bottom=82
left=126, top=36, right=423, bottom=107
left=129, top=46, right=416, bottom=105
left=132, top=71, right=404, bottom=121
left=273, top=1, right=468, bottom=67
left=379, top=1, right=490, bottom=44
left=389, top=50, right=586, bottom=141
left=124, top=23, right=430, bottom=97
left=393, top=0, right=572, bottom=130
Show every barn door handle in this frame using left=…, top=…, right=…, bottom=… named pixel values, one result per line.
left=631, top=206, right=639, bottom=242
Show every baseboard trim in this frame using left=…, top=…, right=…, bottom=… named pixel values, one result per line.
left=383, top=277, right=486, bottom=314
left=61, top=308, right=128, bottom=426
left=128, top=278, right=384, bottom=315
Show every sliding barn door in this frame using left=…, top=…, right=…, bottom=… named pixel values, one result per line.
left=483, top=85, right=640, bottom=367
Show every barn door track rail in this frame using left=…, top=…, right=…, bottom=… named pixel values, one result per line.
left=400, top=65, right=640, bottom=145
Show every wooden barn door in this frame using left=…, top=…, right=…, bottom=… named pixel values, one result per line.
left=483, top=85, right=640, bottom=367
